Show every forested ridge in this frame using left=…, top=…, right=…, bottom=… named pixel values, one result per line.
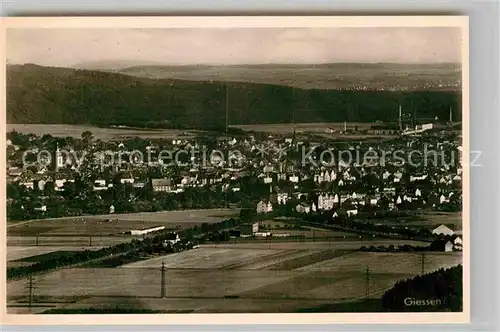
left=7, top=64, right=461, bottom=129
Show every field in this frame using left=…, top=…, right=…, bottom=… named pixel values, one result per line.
left=370, top=211, right=463, bottom=232
left=7, top=236, right=129, bottom=247
left=7, top=240, right=462, bottom=313
left=231, top=122, right=395, bottom=140
left=6, top=208, right=240, bottom=285
left=7, top=208, right=240, bottom=237
left=258, top=220, right=359, bottom=239
left=7, top=246, right=103, bottom=262
left=7, top=124, right=202, bottom=141
left=7, top=246, right=105, bottom=269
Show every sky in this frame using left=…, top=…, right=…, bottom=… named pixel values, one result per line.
left=6, top=27, right=462, bottom=67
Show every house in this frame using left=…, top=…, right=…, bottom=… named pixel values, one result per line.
left=20, top=181, right=35, bottom=190
left=445, top=241, right=454, bottom=252
left=296, top=203, right=311, bottom=214
left=347, top=209, right=358, bottom=217
left=34, top=205, right=47, bottom=212
left=256, top=200, right=273, bottom=214
left=120, top=177, right=135, bottom=184
left=277, top=192, right=289, bottom=205
left=94, top=179, right=107, bottom=191
left=8, top=167, right=23, bottom=178
left=432, top=224, right=455, bottom=236
left=152, top=178, right=174, bottom=192
left=163, top=233, right=181, bottom=245
left=410, top=175, right=428, bottom=182
left=318, top=193, right=335, bottom=210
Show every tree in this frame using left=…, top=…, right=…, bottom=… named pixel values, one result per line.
left=81, top=131, right=93, bottom=143
left=7, top=183, right=20, bottom=199
left=239, top=208, right=256, bottom=223
left=44, top=181, right=56, bottom=196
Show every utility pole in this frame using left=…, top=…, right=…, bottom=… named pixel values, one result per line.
left=27, top=276, right=34, bottom=308
left=421, top=253, right=425, bottom=275
left=160, top=261, right=166, bottom=298
left=449, top=106, right=453, bottom=122
left=364, top=267, right=370, bottom=298
left=89, top=235, right=92, bottom=247
left=35, top=235, right=39, bottom=246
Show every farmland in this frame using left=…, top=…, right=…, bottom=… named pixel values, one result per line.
left=231, top=122, right=396, bottom=140
left=368, top=211, right=462, bottom=232
left=6, top=241, right=461, bottom=313
left=7, top=124, right=202, bottom=141
left=6, top=208, right=240, bottom=281
left=7, top=208, right=240, bottom=237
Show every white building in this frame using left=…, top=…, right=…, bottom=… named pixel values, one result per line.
left=34, top=205, right=47, bottom=212
left=296, top=203, right=311, bottom=214
left=256, top=200, right=273, bottom=214
left=277, top=192, right=289, bottom=205
left=347, top=209, right=358, bottom=217
left=432, top=224, right=455, bottom=236
left=444, top=241, right=454, bottom=252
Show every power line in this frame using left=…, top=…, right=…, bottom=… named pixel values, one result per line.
left=26, top=276, right=35, bottom=309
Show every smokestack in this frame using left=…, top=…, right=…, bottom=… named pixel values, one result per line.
left=398, top=105, right=402, bottom=130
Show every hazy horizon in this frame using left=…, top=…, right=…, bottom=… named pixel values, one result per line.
left=7, top=27, right=462, bottom=67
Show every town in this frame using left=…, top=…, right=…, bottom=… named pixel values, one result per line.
left=6, top=123, right=462, bottom=224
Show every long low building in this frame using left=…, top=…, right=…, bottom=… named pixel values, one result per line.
left=130, top=226, right=165, bottom=236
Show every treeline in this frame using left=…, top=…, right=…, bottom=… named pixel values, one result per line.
left=359, top=243, right=441, bottom=252
left=300, top=210, right=434, bottom=240
left=7, top=64, right=461, bottom=129
left=381, top=265, right=462, bottom=312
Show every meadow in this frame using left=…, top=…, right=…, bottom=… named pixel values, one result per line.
left=7, top=208, right=240, bottom=237
left=7, top=124, right=201, bottom=141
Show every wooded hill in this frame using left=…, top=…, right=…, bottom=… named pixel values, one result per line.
left=7, top=64, right=461, bottom=130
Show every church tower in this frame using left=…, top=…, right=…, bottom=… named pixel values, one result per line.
left=56, top=143, right=64, bottom=170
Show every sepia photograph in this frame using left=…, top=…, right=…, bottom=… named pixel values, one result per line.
left=1, top=16, right=469, bottom=324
